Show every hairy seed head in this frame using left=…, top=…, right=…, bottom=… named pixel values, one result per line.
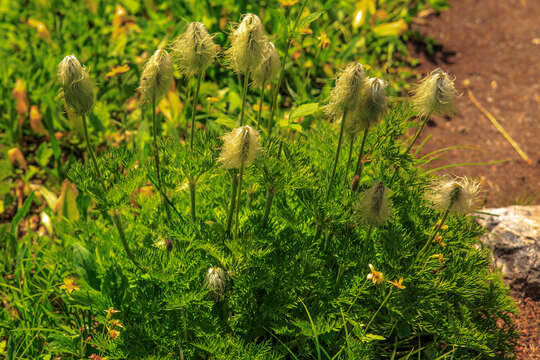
left=58, top=55, right=95, bottom=116
left=355, top=181, right=391, bottom=226
left=205, top=266, right=227, bottom=300
left=425, top=176, right=480, bottom=214
left=324, top=62, right=367, bottom=119
left=171, top=22, right=218, bottom=76
left=226, top=14, right=267, bottom=74
left=140, top=49, right=173, bottom=102
left=252, top=41, right=280, bottom=88
left=411, top=68, right=457, bottom=118
left=219, top=125, right=261, bottom=169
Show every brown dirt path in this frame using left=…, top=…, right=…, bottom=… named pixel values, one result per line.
left=410, top=1, right=540, bottom=358
left=411, top=0, right=540, bottom=208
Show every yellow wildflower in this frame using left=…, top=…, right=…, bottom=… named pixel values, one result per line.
left=60, top=277, right=80, bottom=294
left=367, top=264, right=384, bottom=285
left=387, top=278, right=406, bottom=290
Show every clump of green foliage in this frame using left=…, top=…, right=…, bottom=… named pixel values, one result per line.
left=1, top=1, right=518, bottom=359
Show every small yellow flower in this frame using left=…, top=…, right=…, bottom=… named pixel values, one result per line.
left=367, top=264, right=384, bottom=285
left=435, top=234, right=446, bottom=247
left=280, top=0, right=299, bottom=7
left=60, top=277, right=80, bottom=294
left=318, top=32, right=330, bottom=49
left=108, top=328, right=120, bottom=339
left=109, top=319, right=124, bottom=328
left=106, top=64, right=130, bottom=78
left=105, top=307, right=120, bottom=319
left=387, top=277, right=406, bottom=290
left=206, top=96, right=220, bottom=104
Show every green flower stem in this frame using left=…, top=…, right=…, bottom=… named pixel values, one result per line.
left=352, top=127, right=369, bottom=192
left=226, top=171, right=239, bottom=235
left=326, top=109, right=348, bottom=200
left=190, top=71, right=203, bottom=151
left=262, top=188, right=276, bottom=226
left=405, top=115, right=429, bottom=154
left=256, top=80, right=266, bottom=131
left=416, top=206, right=451, bottom=261
left=234, top=163, right=245, bottom=240
left=364, top=287, right=394, bottom=334
left=189, top=181, right=196, bottom=222
left=238, top=72, right=250, bottom=126
left=343, top=135, right=355, bottom=186
left=152, top=97, right=171, bottom=220
left=82, top=115, right=140, bottom=270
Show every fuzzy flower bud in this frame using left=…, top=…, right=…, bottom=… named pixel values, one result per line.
left=140, top=49, right=173, bottom=102
left=205, top=266, right=227, bottom=300
left=226, top=14, right=267, bottom=74
left=58, top=55, right=95, bottom=116
left=342, top=77, right=387, bottom=136
left=325, top=62, right=367, bottom=119
left=219, top=125, right=261, bottom=169
left=355, top=181, right=391, bottom=226
left=411, top=68, right=457, bottom=118
left=171, top=22, right=218, bottom=76
left=252, top=41, right=280, bottom=88
left=425, top=176, right=480, bottom=214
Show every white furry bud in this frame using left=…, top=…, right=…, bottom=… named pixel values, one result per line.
left=425, top=176, right=480, bottom=214
left=252, top=41, right=280, bottom=88
left=140, top=49, right=173, bottom=102
left=355, top=181, right=391, bottom=226
left=219, top=125, right=261, bottom=169
left=325, top=62, right=367, bottom=119
left=343, top=77, right=387, bottom=136
left=171, top=22, right=218, bottom=76
left=58, top=55, right=95, bottom=116
left=411, top=69, right=456, bottom=118
left=226, top=14, right=267, bottom=74
left=205, top=266, right=227, bottom=300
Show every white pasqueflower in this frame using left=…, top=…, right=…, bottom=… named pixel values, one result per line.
left=425, top=176, right=480, bottom=214
left=139, top=49, right=173, bottom=102
left=58, top=55, right=95, bottom=116
left=411, top=68, right=457, bottom=118
left=355, top=181, right=391, bottom=226
left=226, top=14, right=267, bottom=74
left=219, top=125, right=261, bottom=169
left=252, top=41, right=280, bottom=88
left=171, top=22, right=218, bottom=76
left=205, top=266, right=227, bottom=300
left=324, top=62, right=367, bottom=119
left=343, top=77, right=387, bottom=136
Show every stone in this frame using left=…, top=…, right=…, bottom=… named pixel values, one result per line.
left=477, top=206, right=540, bottom=300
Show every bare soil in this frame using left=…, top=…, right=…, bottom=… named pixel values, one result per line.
left=411, top=1, right=540, bottom=358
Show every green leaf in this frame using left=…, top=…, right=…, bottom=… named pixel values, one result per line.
left=289, top=103, right=319, bottom=122
left=10, top=192, right=34, bottom=237
left=72, top=242, right=100, bottom=290
left=297, top=11, right=323, bottom=30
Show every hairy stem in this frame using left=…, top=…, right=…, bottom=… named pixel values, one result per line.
left=152, top=97, right=171, bottom=220
left=405, top=116, right=429, bottom=154
left=238, top=72, right=250, bottom=126
left=234, top=163, right=245, bottom=240
left=352, top=127, right=369, bottom=191
left=190, top=71, right=203, bottom=151
left=364, top=287, right=394, bottom=334
left=343, top=136, right=355, bottom=186
left=326, top=109, right=348, bottom=200
left=226, top=171, right=238, bottom=235
left=82, top=115, right=140, bottom=270
left=256, top=80, right=266, bottom=131
left=189, top=181, right=196, bottom=222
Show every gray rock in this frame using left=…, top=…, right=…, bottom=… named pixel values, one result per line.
left=477, top=206, right=540, bottom=300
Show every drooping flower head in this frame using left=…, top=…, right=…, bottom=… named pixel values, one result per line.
left=58, top=55, right=95, bottom=116
left=139, top=49, right=173, bottom=102
left=226, top=14, right=267, bottom=74
left=325, top=62, right=367, bottom=119
left=411, top=68, right=457, bottom=118
left=425, top=176, right=480, bottom=214
left=219, top=125, right=261, bottom=169
left=343, top=76, right=387, bottom=136
left=205, top=266, right=227, bottom=300
left=355, top=181, right=391, bottom=226
left=252, top=41, right=280, bottom=88
left=171, top=22, right=218, bottom=76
